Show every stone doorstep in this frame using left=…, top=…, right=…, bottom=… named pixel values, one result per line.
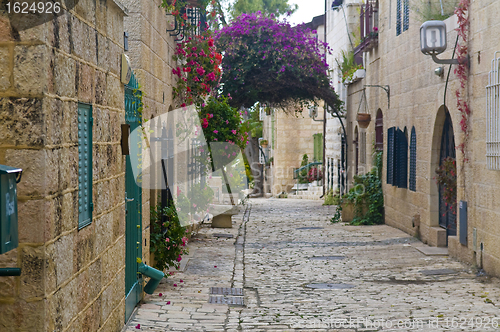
left=413, top=245, right=449, bottom=256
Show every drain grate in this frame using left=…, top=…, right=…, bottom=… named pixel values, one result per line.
left=309, top=256, right=345, bottom=260
left=212, top=233, right=234, bottom=238
left=296, top=227, right=324, bottom=230
left=208, top=296, right=245, bottom=305
left=305, top=283, right=355, bottom=289
left=210, top=287, right=243, bottom=296
left=420, top=269, right=457, bottom=276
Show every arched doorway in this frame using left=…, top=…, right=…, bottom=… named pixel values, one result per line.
left=430, top=106, right=457, bottom=244
left=439, top=112, right=457, bottom=238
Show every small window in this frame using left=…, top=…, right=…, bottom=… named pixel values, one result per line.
left=409, top=127, right=417, bottom=191
left=78, top=103, right=93, bottom=229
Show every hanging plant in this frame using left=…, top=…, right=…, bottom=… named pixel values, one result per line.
left=172, top=33, right=222, bottom=108
left=434, top=157, right=457, bottom=214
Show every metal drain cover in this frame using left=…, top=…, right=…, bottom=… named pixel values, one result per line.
left=305, top=283, right=355, bottom=289
left=210, top=287, right=243, bottom=296
left=310, top=256, right=345, bottom=260
left=420, top=269, right=457, bottom=275
left=208, top=296, right=245, bottom=305
left=296, top=227, right=324, bottom=230
left=212, top=233, right=234, bottom=238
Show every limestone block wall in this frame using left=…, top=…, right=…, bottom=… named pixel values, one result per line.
left=122, top=0, right=178, bottom=270
left=271, top=111, right=323, bottom=195
left=0, top=1, right=127, bottom=331
left=345, top=0, right=500, bottom=277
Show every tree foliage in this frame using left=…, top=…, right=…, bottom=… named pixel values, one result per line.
left=216, top=12, right=341, bottom=112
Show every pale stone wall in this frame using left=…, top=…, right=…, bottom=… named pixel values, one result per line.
left=122, top=0, right=177, bottom=271
left=344, top=0, right=500, bottom=277
left=0, top=1, right=127, bottom=331
left=325, top=2, right=361, bottom=193
left=271, top=111, right=324, bottom=195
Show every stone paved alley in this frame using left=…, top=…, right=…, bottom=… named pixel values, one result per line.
left=125, top=199, right=500, bottom=331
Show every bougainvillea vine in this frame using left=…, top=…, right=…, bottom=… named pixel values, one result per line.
left=454, top=0, right=470, bottom=157
left=215, top=12, right=341, bottom=112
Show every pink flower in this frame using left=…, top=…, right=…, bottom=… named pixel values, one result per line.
left=226, top=120, right=229, bottom=124
left=202, top=118, right=208, bottom=129
left=196, top=67, right=206, bottom=76
left=174, top=283, right=177, bottom=287
left=180, top=279, right=184, bottom=283
left=166, top=301, right=171, bottom=305
left=165, top=238, right=170, bottom=242
left=135, top=324, right=141, bottom=329
left=213, top=130, right=218, bottom=134
left=169, top=272, right=174, bottom=275
left=209, top=114, right=213, bottom=118
left=159, top=293, right=163, bottom=297
left=193, top=203, right=197, bottom=208
left=177, top=255, right=182, bottom=262
left=207, top=72, right=216, bottom=81
left=231, top=130, right=237, bottom=134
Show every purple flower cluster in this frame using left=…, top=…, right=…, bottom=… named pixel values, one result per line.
left=215, top=12, right=339, bottom=109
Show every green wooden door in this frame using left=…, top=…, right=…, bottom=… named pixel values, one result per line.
left=125, top=73, right=143, bottom=321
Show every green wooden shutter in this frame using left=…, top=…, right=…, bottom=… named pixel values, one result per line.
left=78, top=103, right=93, bottom=229
left=313, top=133, right=323, bottom=162
left=397, top=128, right=408, bottom=189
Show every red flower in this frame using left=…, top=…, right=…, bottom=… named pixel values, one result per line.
left=208, top=38, right=214, bottom=47
left=183, top=67, right=191, bottom=72
left=202, top=118, right=208, bottom=128
left=206, top=72, right=216, bottom=81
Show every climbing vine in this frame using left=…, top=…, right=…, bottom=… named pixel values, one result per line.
left=454, top=0, right=470, bottom=157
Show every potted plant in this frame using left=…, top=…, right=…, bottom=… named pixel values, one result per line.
left=357, top=113, right=371, bottom=128
left=260, top=139, right=268, bottom=148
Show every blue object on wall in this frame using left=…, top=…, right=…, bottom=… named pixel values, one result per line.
left=0, top=165, right=22, bottom=254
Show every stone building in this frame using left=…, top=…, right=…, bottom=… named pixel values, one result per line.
left=0, top=0, right=179, bottom=330
left=340, top=0, right=500, bottom=276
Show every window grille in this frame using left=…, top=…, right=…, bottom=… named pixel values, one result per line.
left=409, top=127, right=417, bottom=191
left=396, top=0, right=408, bottom=35
left=486, top=51, right=500, bottom=170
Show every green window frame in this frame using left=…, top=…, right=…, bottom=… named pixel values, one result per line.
left=78, top=103, right=93, bottom=229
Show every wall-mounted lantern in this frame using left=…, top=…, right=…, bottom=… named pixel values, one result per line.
left=420, top=20, right=469, bottom=66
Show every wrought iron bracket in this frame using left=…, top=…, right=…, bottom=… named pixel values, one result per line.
left=364, top=84, right=390, bottom=109
left=431, top=54, right=470, bottom=68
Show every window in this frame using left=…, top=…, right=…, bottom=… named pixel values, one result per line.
left=375, top=109, right=383, bottom=151
left=387, top=126, right=408, bottom=188
left=409, top=127, right=416, bottom=191
left=78, top=103, right=93, bottom=229
left=360, top=131, right=366, bottom=164
left=486, top=52, right=500, bottom=170
left=396, top=0, right=409, bottom=35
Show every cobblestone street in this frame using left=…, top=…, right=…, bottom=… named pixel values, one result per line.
left=125, top=199, right=500, bottom=331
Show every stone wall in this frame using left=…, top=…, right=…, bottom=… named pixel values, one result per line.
left=122, top=0, right=178, bottom=271
left=271, top=111, right=323, bottom=195
left=0, top=1, right=127, bottom=331
left=345, top=0, right=500, bottom=277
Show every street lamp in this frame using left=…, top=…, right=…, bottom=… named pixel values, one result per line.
left=420, top=20, right=469, bottom=66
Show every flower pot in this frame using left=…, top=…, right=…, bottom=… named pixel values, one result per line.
left=357, top=113, right=371, bottom=129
